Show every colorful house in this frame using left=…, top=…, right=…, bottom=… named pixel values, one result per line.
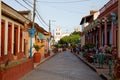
left=80, top=0, right=118, bottom=49
left=31, top=23, right=50, bottom=59
left=80, top=0, right=120, bottom=78
left=0, top=1, right=32, bottom=63
left=80, top=10, right=99, bottom=48
left=0, top=2, right=34, bottom=80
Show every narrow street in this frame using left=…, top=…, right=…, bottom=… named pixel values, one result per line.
left=20, top=50, right=103, bottom=80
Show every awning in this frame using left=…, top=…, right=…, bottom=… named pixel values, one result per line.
left=38, top=33, right=44, bottom=39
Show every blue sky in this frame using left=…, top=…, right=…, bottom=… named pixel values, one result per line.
left=3, top=0, right=109, bottom=34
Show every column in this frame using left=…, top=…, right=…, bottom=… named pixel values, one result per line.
left=22, top=30, right=24, bottom=52
left=104, top=21, right=107, bottom=47
left=11, top=22, right=14, bottom=54
left=4, top=20, right=8, bottom=55
left=118, top=0, right=120, bottom=58
left=0, top=0, right=1, bottom=57
left=114, top=25, right=117, bottom=47
left=93, top=30, right=95, bottom=43
left=111, top=22, right=115, bottom=47
left=8, top=22, right=12, bottom=54
left=112, top=22, right=117, bottom=48
left=18, top=26, right=20, bottom=52
left=98, top=27, right=101, bottom=48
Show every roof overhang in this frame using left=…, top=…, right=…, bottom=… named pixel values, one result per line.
left=1, top=2, right=30, bottom=24
left=80, top=14, right=93, bottom=25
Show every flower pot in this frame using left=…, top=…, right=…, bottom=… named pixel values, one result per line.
left=44, top=53, right=50, bottom=58
left=33, top=53, right=41, bottom=63
left=44, top=54, right=48, bottom=58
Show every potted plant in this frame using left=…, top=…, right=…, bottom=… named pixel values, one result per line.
left=106, top=46, right=113, bottom=54
left=44, top=49, right=49, bottom=58
left=33, top=44, right=43, bottom=63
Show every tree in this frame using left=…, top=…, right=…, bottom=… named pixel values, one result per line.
left=58, top=31, right=81, bottom=45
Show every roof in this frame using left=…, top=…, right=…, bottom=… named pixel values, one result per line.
left=1, top=2, right=30, bottom=24
left=29, top=22, right=49, bottom=35
left=80, top=14, right=93, bottom=25
left=18, top=10, right=31, bottom=15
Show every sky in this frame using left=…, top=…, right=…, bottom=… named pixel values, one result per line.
left=3, top=0, right=109, bottom=34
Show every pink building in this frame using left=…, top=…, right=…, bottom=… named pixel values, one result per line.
left=81, top=0, right=118, bottom=49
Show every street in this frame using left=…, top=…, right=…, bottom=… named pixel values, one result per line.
left=20, top=50, right=103, bottom=80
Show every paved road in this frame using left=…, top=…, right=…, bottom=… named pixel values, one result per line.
left=20, top=50, right=103, bottom=80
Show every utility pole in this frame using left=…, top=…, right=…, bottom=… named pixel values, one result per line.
left=49, top=20, right=51, bottom=32
left=33, top=0, right=36, bottom=27
left=28, top=0, right=36, bottom=57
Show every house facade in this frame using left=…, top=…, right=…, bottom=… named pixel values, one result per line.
left=0, top=2, right=31, bottom=63
left=32, top=23, right=50, bottom=59
left=80, top=10, right=99, bottom=48
left=0, top=2, right=34, bottom=80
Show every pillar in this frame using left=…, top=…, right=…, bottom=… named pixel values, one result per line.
left=18, top=26, right=20, bottom=52
left=111, top=22, right=116, bottom=47
left=8, top=22, right=12, bottom=54
left=11, top=22, right=14, bottom=54
left=104, top=21, right=107, bottom=47
left=22, top=28, right=24, bottom=52
left=111, top=22, right=114, bottom=47
left=4, top=20, right=8, bottom=55
left=98, top=27, right=101, bottom=48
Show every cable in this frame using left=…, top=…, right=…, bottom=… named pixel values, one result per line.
left=14, top=0, right=30, bottom=10
left=36, top=0, right=90, bottom=3
left=41, top=4, right=85, bottom=15
left=22, top=0, right=49, bottom=27
left=36, top=15, right=48, bottom=29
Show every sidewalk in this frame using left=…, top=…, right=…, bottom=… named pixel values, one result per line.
left=34, top=52, right=56, bottom=68
left=73, top=51, right=113, bottom=80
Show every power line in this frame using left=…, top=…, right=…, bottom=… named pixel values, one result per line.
left=14, top=0, right=30, bottom=10
left=22, top=0, right=49, bottom=27
left=36, top=0, right=90, bottom=3
left=36, top=15, right=48, bottom=28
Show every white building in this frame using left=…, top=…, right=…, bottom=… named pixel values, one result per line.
left=62, top=32, right=70, bottom=38
left=54, top=27, right=62, bottom=43
left=74, top=27, right=80, bottom=32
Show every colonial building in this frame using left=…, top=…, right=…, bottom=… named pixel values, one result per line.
left=0, top=2, right=31, bottom=63
left=80, top=10, right=99, bottom=48
left=0, top=2, right=34, bottom=80
left=98, top=0, right=118, bottom=48
left=82, top=0, right=118, bottom=49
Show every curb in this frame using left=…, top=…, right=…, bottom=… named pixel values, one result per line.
left=100, top=74, right=112, bottom=80
left=34, top=53, right=56, bottom=68
left=73, top=53, right=97, bottom=72
left=72, top=52, right=111, bottom=80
